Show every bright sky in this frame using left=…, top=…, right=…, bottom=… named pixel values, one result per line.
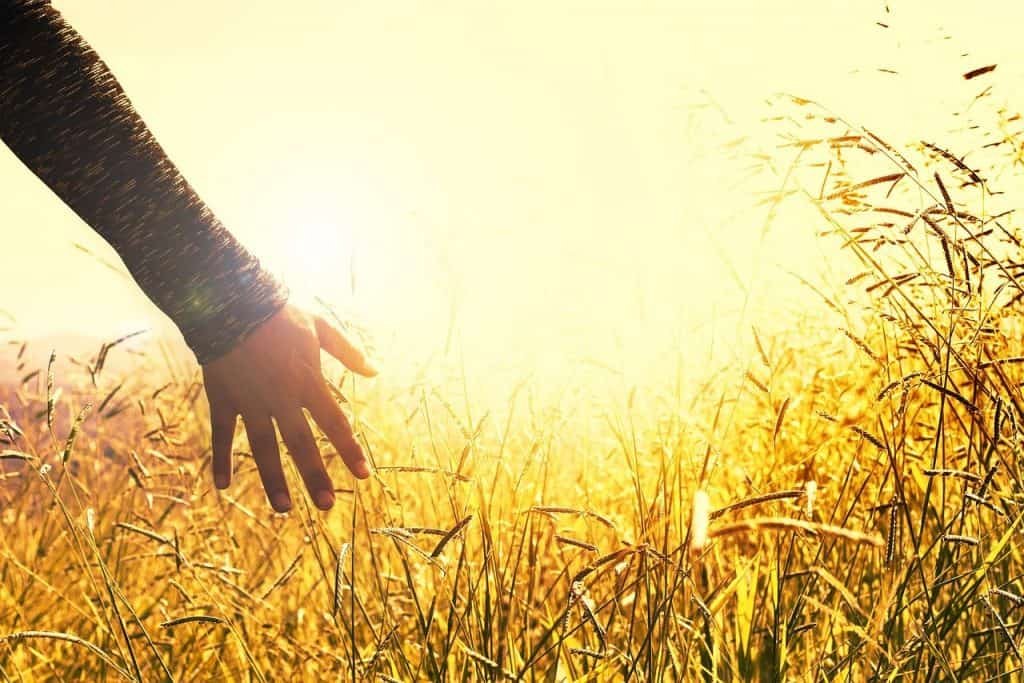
left=3, top=0, right=1022, bottom=384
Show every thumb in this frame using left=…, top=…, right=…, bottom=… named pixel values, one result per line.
left=314, top=315, right=378, bottom=377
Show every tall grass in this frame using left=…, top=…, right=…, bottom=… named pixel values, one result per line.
left=4, top=87, right=1024, bottom=680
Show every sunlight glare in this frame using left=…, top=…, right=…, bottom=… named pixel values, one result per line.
left=276, top=212, right=355, bottom=307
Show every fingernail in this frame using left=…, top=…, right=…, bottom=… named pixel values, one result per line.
left=314, top=490, right=335, bottom=510
left=214, top=475, right=229, bottom=489
left=362, top=359, right=379, bottom=376
left=271, top=492, right=292, bottom=512
left=353, top=460, right=372, bottom=479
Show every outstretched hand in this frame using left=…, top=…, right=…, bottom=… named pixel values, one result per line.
left=201, top=304, right=377, bottom=512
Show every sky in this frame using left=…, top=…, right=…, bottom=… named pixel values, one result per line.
left=3, top=0, right=1022, bottom=384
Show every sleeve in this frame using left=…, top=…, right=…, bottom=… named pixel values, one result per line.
left=0, top=1, right=289, bottom=364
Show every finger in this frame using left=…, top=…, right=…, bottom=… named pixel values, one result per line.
left=210, top=403, right=238, bottom=489
left=242, top=413, right=291, bottom=512
left=307, top=380, right=371, bottom=480
left=276, top=407, right=335, bottom=510
left=314, top=315, right=378, bottom=377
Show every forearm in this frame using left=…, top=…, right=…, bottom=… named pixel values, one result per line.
left=0, top=1, right=287, bottom=363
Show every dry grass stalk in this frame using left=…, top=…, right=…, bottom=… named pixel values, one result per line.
left=0, top=631, right=132, bottom=680
left=60, top=401, right=91, bottom=464
left=709, top=517, right=883, bottom=546
left=431, top=515, right=474, bottom=557
left=850, top=426, right=887, bottom=452
left=804, top=480, right=817, bottom=517
left=982, top=594, right=1023, bottom=665
left=709, top=489, right=803, bottom=521
left=885, top=503, right=899, bottom=567
left=45, top=350, right=57, bottom=440
left=942, top=534, right=980, bottom=546
left=690, top=490, right=710, bottom=553
left=160, top=615, right=225, bottom=628
left=923, top=468, right=982, bottom=483
left=333, top=542, right=350, bottom=618
left=375, top=465, right=471, bottom=482
left=555, top=535, right=598, bottom=552
left=461, top=645, right=515, bottom=680
left=529, top=506, right=617, bottom=530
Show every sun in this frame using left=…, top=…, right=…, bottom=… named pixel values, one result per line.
left=276, top=215, right=356, bottom=306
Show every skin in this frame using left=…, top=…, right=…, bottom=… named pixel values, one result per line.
left=0, top=7, right=375, bottom=513
left=201, top=303, right=377, bottom=512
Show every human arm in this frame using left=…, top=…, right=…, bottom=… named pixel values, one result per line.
left=0, top=0, right=285, bottom=361
left=0, top=1, right=375, bottom=510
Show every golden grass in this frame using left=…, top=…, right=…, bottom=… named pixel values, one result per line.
left=4, top=89, right=1024, bottom=680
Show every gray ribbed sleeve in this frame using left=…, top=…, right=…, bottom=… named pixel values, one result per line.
left=0, top=0, right=289, bottom=363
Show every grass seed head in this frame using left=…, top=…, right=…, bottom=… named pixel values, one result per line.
left=690, top=489, right=710, bottom=554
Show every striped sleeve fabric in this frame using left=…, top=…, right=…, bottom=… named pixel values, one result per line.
left=0, top=1, right=289, bottom=363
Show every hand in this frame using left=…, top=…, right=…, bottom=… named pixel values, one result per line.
left=201, top=303, right=377, bottom=512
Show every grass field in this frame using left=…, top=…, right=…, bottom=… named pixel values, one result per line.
left=4, top=92, right=1024, bottom=681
